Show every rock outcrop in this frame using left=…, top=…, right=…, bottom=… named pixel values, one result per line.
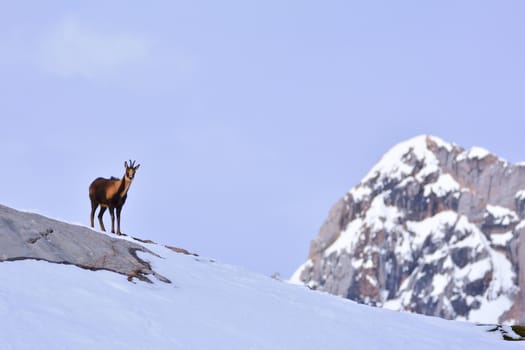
left=0, top=204, right=170, bottom=283
left=292, top=135, right=525, bottom=323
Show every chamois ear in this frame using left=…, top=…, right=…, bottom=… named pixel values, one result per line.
left=124, top=161, right=128, bottom=168
left=134, top=164, right=141, bottom=170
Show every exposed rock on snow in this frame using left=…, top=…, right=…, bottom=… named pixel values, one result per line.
left=292, top=135, right=525, bottom=323
left=0, top=204, right=170, bottom=283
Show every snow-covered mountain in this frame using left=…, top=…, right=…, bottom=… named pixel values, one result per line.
left=0, top=204, right=522, bottom=348
left=292, top=135, right=525, bottom=324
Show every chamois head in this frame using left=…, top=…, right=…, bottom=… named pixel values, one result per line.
left=125, top=160, right=140, bottom=181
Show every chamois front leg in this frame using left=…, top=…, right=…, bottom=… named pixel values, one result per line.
left=98, top=206, right=107, bottom=232
left=116, top=206, right=123, bottom=235
left=109, top=207, right=116, bottom=234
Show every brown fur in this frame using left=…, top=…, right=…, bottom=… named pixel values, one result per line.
left=89, top=160, right=140, bottom=235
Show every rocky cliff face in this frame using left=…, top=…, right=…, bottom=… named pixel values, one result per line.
left=291, top=135, right=525, bottom=323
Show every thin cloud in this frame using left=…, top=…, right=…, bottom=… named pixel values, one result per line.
left=38, top=18, right=149, bottom=80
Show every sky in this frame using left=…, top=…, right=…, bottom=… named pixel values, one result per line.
left=1, top=1, right=525, bottom=278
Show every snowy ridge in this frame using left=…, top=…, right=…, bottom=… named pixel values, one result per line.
left=293, top=135, right=525, bottom=324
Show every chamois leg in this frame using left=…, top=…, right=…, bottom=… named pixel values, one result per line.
left=98, top=206, right=107, bottom=232
left=109, top=207, right=116, bottom=234
left=90, top=199, right=98, bottom=228
left=116, top=206, right=123, bottom=235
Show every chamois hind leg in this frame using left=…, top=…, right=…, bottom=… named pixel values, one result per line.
left=109, top=207, right=116, bottom=234
left=90, top=199, right=98, bottom=229
left=98, top=206, right=107, bottom=232
left=116, top=206, right=123, bottom=235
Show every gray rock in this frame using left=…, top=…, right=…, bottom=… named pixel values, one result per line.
left=0, top=204, right=170, bottom=283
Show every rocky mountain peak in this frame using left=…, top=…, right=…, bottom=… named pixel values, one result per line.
left=292, top=135, right=525, bottom=324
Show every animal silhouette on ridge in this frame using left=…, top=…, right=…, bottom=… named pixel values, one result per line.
left=89, top=160, right=140, bottom=235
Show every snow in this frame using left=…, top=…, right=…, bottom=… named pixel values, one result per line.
left=0, top=240, right=519, bottom=350
left=469, top=147, right=491, bottom=159
left=349, top=185, right=372, bottom=202
left=516, top=220, right=525, bottom=231
left=366, top=274, right=378, bottom=287
left=362, top=135, right=445, bottom=185
left=516, top=190, right=525, bottom=201
left=468, top=295, right=514, bottom=325
left=485, top=205, right=519, bottom=226
left=407, top=211, right=459, bottom=247
left=431, top=274, right=449, bottom=297
left=289, top=259, right=313, bottom=285
left=451, top=215, right=516, bottom=301
left=500, top=325, right=523, bottom=340
left=324, top=218, right=364, bottom=256
left=383, top=297, right=402, bottom=311
left=485, top=247, right=516, bottom=297
left=415, top=161, right=440, bottom=182
left=423, top=173, right=461, bottom=197
left=401, top=211, right=517, bottom=323
left=457, top=147, right=491, bottom=162
left=463, top=224, right=517, bottom=322
left=490, top=232, right=513, bottom=246
left=456, top=258, right=492, bottom=281
left=318, top=202, right=518, bottom=325
left=323, top=193, right=402, bottom=256
left=364, top=193, right=402, bottom=232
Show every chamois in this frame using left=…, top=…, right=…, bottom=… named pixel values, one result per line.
left=89, top=160, right=140, bottom=235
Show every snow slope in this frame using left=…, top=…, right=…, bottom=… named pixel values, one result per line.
left=0, top=235, right=518, bottom=349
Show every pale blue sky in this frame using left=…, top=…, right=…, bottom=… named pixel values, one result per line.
left=1, top=1, right=524, bottom=277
